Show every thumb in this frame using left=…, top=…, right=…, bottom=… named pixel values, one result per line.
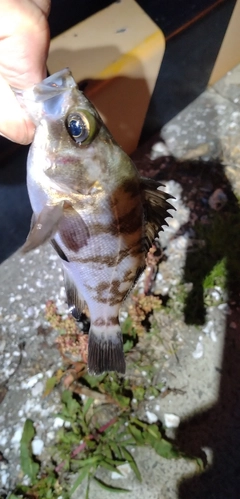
left=0, top=74, right=35, bottom=144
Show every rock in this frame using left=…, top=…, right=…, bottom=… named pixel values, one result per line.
left=145, top=410, right=158, bottom=423
left=163, top=413, right=180, bottom=428
left=192, top=341, right=204, bottom=359
left=32, top=437, right=44, bottom=456
left=208, top=189, right=227, bottom=210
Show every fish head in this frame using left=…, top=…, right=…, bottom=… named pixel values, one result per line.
left=14, top=68, right=116, bottom=193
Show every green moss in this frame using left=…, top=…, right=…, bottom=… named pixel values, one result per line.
left=203, top=258, right=227, bottom=291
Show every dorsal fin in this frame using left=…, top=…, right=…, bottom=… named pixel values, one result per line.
left=140, top=177, right=175, bottom=254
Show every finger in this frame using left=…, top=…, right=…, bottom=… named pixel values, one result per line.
left=32, top=0, right=51, bottom=17
left=0, top=74, right=35, bottom=144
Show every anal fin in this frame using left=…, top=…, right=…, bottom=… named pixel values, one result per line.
left=63, top=269, right=87, bottom=323
left=88, top=328, right=126, bottom=375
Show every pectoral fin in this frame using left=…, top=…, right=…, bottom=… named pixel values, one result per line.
left=140, top=177, right=175, bottom=254
left=22, top=203, right=64, bottom=253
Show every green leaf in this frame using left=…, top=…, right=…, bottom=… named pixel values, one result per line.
left=104, top=457, right=126, bottom=467
left=61, top=390, right=80, bottom=417
left=195, top=456, right=205, bottom=471
left=123, top=340, right=133, bottom=353
left=115, top=394, right=130, bottom=408
left=82, top=397, right=94, bottom=417
left=149, top=437, right=180, bottom=459
left=60, top=430, right=80, bottom=446
left=117, top=438, right=136, bottom=447
left=132, top=386, right=145, bottom=401
left=8, top=495, right=20, bottom=499
left=130, top=418, right=147, bottom=429
left=147, top=424, right=162, bottom=440
left=102, top=444, right=113, bottom=460
left=128, top=424, right=144, bottom=445
left=93, top=477, right=130, bottom=493
left=61, top=389, right=72, bottom=404
left=43, top=376, right=58, bottom=396
left=121, top=317, right=136, bottom=337
left=85, top=473, right=91, bottom=499
left=70, top=465, right=92, bottom=495
left=147, top=386, right=160, bottom=398
left=99, top=460, right=119, bottom=473
left=73, top=456, right=101, bottom=467
left=82, top=373, right=106, bottom=388
left=120, top=447, right=142, bottom=481
left=20, top=419, right=39, bottom=483
left=110, top=442, right=123, bottom=460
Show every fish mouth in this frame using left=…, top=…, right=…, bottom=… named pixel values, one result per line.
left=11, top=68, right=77, bottom=122
left=12, top=68, right=77, bottom=102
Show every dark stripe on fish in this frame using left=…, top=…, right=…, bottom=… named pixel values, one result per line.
left=59, top=203, right=89, bottom=252
left=85, top=218, right=141, bottom=238
left=118, top=205, right=142, bottom=234
left=122, top=178, right=140, bottom=197
left=85, top=278, right=140, bottom=305
left=73, top=242, right=144, bottom=266
left=92, top=316, right=119, bottom=327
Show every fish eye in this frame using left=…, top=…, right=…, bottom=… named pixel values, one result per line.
left=66, top=113, right=89, bottom=144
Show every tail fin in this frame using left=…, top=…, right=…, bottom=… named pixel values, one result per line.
left=88, top=328, right=125, bottom=375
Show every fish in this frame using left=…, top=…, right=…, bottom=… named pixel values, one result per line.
left=14, top=68, right=173, bottom=375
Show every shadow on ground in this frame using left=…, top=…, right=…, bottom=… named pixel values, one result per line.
left=135, top=150, right=240, bottom=498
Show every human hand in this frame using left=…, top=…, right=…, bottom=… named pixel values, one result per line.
left=0, top=0, right=50, bottom=144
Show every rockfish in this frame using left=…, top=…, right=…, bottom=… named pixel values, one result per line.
left=14, top=69, right=173, bottom=374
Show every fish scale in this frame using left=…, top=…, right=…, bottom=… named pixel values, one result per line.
left=13, top=68, right=174, bottom=374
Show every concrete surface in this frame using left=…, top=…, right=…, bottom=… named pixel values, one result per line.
left=1, top=65, right=240, bottom=498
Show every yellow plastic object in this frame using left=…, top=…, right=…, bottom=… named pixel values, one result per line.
left=47, top=0, right=165, bottom=154
left=209, top=0, right=240, bottom=85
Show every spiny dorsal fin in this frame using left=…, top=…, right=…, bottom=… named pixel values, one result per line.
left=140, top=177, right=175, bottom=254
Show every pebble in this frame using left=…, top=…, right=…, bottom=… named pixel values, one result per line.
left=164, top=413, right=180, bottom=428
left=47, top=431, right=55, bottom=441
left=0, top=470, right=9, bottom=486
left=192, top=341, right=204, bottom=359
left=111, top=463, right=132, bottom=480
left=31, top=381, right=44, bottom=397
left=53, top=417, right=64, bottom=429
left=203, top=321, right=214, bottom=335
left=210, top=330, right=218, bottom=342
left=145, top=411, right=158, bottom=423
left=21, top=373, right=43, bottom=389
left=32, top=437, right=44, bottom=456
left=0, top=434, right=8, bottom=446
left=11, top=426, right=23, bottom=445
